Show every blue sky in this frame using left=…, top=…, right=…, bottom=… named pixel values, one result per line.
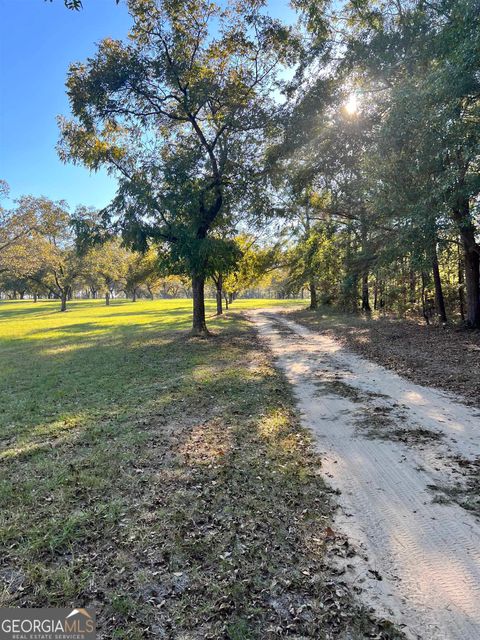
left=0, top=0, right=296, bottom=210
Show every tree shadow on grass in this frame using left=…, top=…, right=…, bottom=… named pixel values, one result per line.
left=0, top=322, right=266, bottom=568
left=0, top=304, right=61, bottom=321
left=0, top=325, right=185, bottom=446
left=0, top=320, right=407, bottom=639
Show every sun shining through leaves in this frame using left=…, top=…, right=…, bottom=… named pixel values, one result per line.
left=344, top=93, right=359, bottom=115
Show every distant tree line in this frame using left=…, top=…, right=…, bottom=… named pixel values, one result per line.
left=0, top=191, right=191, bottom=309
left=0, top=188, right=287, bottom=311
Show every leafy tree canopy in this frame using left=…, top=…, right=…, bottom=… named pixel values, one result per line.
left=58, top=0, right=294, bottom=332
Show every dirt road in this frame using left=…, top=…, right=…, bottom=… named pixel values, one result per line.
left=250, top=311, right=480, bottom=640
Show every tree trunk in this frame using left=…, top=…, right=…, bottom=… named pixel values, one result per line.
left=132, top=288, right=137, bottom=302
left=458, top=245, right=465, bottom=322
left=67, top=286, right=73, bottom=301
left=464, top=246, right=480, bottom=328
left=215, top=274, right=223, bottom=315
left=105, top=291, right=110, bottom=306
left=452, top=198, right=480, bottom=327
left=60, top=291, right=67, bottom=312
left=373, top=281, right=378, bottom=310
left=401, top=260, right=408, bottom=314
left=309, top=281, right=318, bottom=310
left=421, top=272, right=429, bottom=325
left=224, top=292, right=229, bottom=310
left=409, top=269, right=416, bottom=306
left=345, top=227, right=359, bottom=312
left=360, top=218, right=370, bottom=313
left=431, top=248, right=447, bottom=324
left=33, top=292, right=37, bottom=303
left=191, top=274, right=208, bottom=335
left=361, top=272, right=371, bottom=312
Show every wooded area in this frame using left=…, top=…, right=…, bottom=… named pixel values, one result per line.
left=1, top=0, right=479, bottom=332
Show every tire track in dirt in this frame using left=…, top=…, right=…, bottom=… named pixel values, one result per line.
left=250, top=311, right=480, bottom=640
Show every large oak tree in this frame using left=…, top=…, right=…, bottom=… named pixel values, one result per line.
left=59, top=0, right=290, bottom=333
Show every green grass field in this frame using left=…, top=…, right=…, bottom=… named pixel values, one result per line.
left=0, top=298, right=302, bottom=461
left=0, top=298, right=399, bottom=639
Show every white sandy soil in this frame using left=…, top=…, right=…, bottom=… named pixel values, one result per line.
left=250, top=311, right=480, bottom=640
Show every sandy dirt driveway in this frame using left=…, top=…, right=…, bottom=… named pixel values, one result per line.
left=250, top=310, right=480, bottom=640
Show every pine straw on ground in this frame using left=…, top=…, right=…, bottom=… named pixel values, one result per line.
left=429, top=455, right=480, bottom=517
left=0, top=318, right=403, bottom=639
left=290, top=308, right=480, bottom=408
